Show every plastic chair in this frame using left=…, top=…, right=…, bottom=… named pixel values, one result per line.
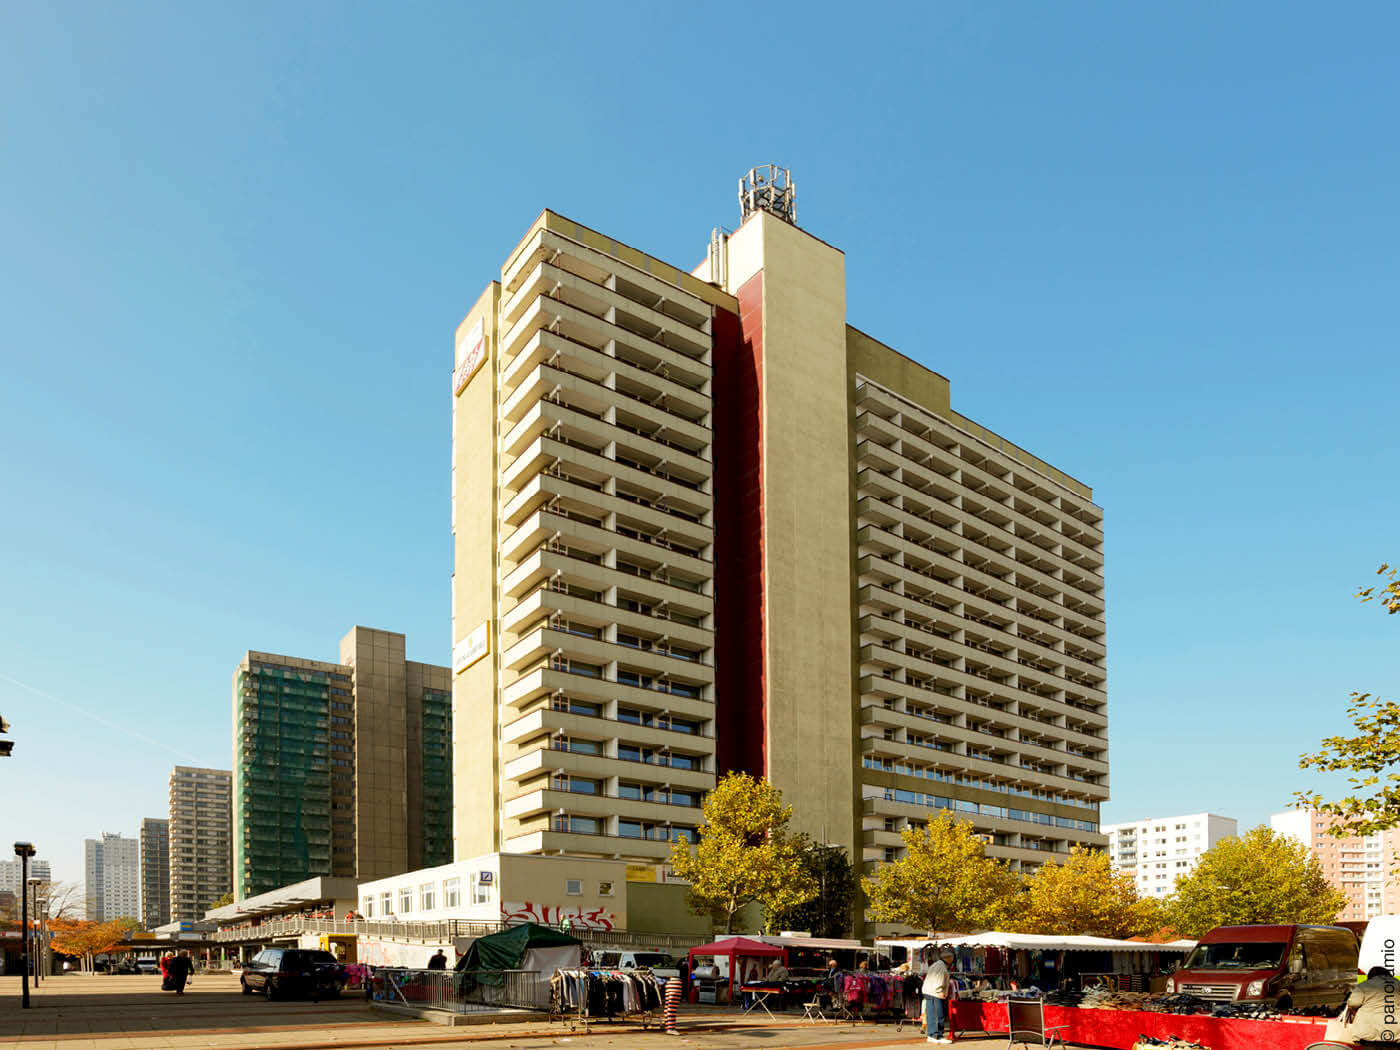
left=802, top=998, right=827, bottom=1023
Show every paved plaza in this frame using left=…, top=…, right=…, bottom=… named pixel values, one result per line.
left=0, top=974, right=1025, bottom=1050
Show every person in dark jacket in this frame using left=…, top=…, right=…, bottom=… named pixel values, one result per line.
left=427, top=950, right=448, bottom=970
left=167, top=951, right=194, bottom=995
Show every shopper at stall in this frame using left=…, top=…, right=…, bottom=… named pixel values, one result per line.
left=766, top=958, right=789, bottom=981
left=922, top=949, right=953, bottom=1044
left=1325, top=966, right=1399, bottom=1044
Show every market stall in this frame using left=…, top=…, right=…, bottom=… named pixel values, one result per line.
left=951, top=998, right=1328, bottom=1050
left=685, top=936, right=786, bottom=1004
left=880, top=932, right=1193, bottom=993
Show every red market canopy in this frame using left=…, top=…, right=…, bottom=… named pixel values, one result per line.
left=687, top=936, right=788, bottom=994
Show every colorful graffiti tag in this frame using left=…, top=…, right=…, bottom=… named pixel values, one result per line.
left=502, top=901, right=616, bottom=931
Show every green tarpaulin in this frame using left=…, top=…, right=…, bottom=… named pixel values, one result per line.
left=456, top=922, right=581, bottom=974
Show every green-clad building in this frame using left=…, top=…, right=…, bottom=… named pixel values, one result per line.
left=233, top=626, right=452, bottom=900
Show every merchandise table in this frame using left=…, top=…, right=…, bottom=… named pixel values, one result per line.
left=951, top=999, right=1329, bottom=1050
left=740, top=983, right=783, bottom=1019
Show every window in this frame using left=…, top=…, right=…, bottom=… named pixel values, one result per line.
left=566, top=878, right=583, bottom=896
left=379, top=892, right=391, bottom=915
left=399, top=887, right=413, bottom=913
left=361, top=896, right=374, bottom=918
left=420, top=883, right=435, bottom=911
left=471, top=872, right=494, bottom=905
left=599, top=881, right=614, bottom=897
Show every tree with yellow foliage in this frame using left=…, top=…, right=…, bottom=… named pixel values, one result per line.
left=863, top=812, right=1021, bottom=932
left=1015, top=844, right=1160, bottom=938
left=669, top=772, right=817, bottom=934
left=50, top=917, right=138, bottom=972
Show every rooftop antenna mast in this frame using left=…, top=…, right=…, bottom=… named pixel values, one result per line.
left=738, top=165, right=796, bottom=225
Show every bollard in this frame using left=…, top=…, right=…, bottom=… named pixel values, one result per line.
left=664, top=975, right=682, bottom=1035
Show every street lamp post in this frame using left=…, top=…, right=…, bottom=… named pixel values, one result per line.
left=14, top=842, right=35, bottom=1008
left=27, top=880, right=44, bottom=985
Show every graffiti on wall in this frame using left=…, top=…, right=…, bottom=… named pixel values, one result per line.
left=502, top=901, right=616, bottom=931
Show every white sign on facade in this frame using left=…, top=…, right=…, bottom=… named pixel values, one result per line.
left=453, top=621, right=490, bottom=674
left=453, top=320, right=487, bottom=396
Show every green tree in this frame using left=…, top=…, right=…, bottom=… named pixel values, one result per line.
left=669, top=772, right=817, bottom=934
left=209, top=890, right=235, bottom=909
left=767, top=843, right=856, bottom=938
left=862, top=812, right=1021, bottom=932
left=1015, top=845, right=1158, bottom=938
left=1164, top=826, right=1347, bottom=938
left=1297, top=564, right=1400, bottom=835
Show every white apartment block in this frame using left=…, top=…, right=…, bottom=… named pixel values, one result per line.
left=84, top=831, right=141, bottom=921
left=0, top=858, right=52, bottom=896
left=1105, top=813, right=1237, bottom=898
left=1271, top=809, right=1400, bottom=922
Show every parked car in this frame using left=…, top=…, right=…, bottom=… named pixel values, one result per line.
left=619, top=951, right=682, bottom=980
left=240, top=948, right=345, bottom=1000
left=1165, top=923, right=1359, bottom=1012
left=135, top=958, right=158, bottom=975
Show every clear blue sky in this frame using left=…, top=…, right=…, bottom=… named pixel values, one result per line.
left=2, top=2, right=1397, bottom=889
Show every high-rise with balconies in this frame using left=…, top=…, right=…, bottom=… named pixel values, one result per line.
left=139, top=817, right=171, bottom=929
left=453, top=214, right=723, bottom=870
left=232, top=626, right=452, bottom=900
left=452, top=172, right=1110, bottom=905
left=168, top=767, right=232, bottom=923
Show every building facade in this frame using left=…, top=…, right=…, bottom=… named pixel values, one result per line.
left=84, top=832, right=139, bottom=921
left=1272, top=809, right=1400, bottom=922
left=450, top=175, right=1110, bottom=900
left=168, top=767, right=232, bottom=922
left=1105, top=813, right=1237, bottom=898
left=232, top=626, right=451, bottom=900
left=0, top=858, right=52, bottom=897
left=139, top=817, right=170, bottom=929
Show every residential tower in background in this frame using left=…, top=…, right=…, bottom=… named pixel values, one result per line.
left=139, top=817, right=170, bottom=929
left=168, top=767, right=232, bottom=923
left=232, top=626, right=451, bottom=900
left=1272, top=809, right=1400, bottom=922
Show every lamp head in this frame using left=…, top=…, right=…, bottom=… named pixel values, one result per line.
left=13, top=842, right=35, bottom=859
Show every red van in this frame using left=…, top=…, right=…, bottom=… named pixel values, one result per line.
left=1164, top=924, right=1358, bottom=1012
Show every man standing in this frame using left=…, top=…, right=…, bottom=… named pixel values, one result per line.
left=921, top=948, right=954, bottom=1044
left=427, top=949, right=448, bottom=971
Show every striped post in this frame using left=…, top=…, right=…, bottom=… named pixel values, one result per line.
left=664, top=976, right=682, bottom=1034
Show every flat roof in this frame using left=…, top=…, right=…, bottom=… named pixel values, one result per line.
left=204, top=876, right=360, bottom=923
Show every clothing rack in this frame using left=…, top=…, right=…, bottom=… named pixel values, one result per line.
left=830, top=971, right=922, bottom=1026
left=550, top=967, right=664, bottom=1032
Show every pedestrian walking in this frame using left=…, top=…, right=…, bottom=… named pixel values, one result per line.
left=159, top=951, right=174, bottom=990
left=167, top=950, right=193, bottom=996
left=922, top=948, right=954, bottom=1044
left=426, top=949, right=448, bottom=970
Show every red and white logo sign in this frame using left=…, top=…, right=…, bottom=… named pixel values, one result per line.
left=454, top=320, right=487, bottom=395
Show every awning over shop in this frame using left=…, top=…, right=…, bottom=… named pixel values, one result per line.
left=882, top=932, right=1195, bottom=954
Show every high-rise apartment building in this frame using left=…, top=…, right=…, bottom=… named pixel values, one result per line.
left=0, top=858, right=52, bottom=896
left=168, top=767, right=232, bottom=922
left=1272, top=809, right=1400, bottom=922
left=84, top=832, right=139, bottom=921
left=451, top=172, right=1111, bottom=897
left=139, top=817, right=170, bottom=929
left=232, top=626, right=451, bottom=900
left=1105, top=813, right=1237, bottom=898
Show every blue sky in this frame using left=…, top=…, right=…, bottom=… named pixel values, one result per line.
left=2, top=2, right=1397, bottom=888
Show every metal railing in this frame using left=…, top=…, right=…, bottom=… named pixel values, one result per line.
left=370, top=968, right=547, bottom=1013
left=213, top=916, right=706, bottom=953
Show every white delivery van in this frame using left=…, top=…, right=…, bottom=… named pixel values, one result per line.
left=1358, top=917, right=1400, bottom=977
